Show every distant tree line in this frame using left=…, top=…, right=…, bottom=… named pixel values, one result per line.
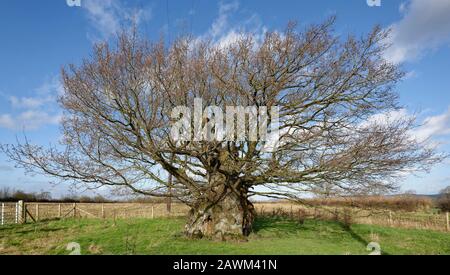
left=0, top=187, right=177, bottom=203
left=1, top=186, right=449, bottom=212
left=0, top=187, right=111, bottom=203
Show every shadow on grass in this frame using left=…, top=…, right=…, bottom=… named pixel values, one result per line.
left=10, top=226, right=69, bottom=236
left=0, top=219, right=70, bottom=235
left=338, top=223, right=369, bottom=247
left=253, top=216, right=389, bottom=255
left=337, top=222, right=390, bottom=255
left=253, top=216, right=304, bottom=235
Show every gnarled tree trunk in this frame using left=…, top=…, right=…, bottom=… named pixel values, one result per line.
left=185, top=175, right=256, bottom=240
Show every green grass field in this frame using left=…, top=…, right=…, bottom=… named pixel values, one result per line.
left=1, top=217, right=449, bottom=255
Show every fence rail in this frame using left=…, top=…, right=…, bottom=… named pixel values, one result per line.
left=0, top=201, right=189, bottom=226
left=1, top=201, right=449, bottom=232
left=1, top=202, right=22, bottom=225
left=256, top=203, right=450, bottom=232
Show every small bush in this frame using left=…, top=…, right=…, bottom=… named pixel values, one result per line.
left=437, top=195, right=450, bottom=212
left=437, top=187, right=450, bottom=212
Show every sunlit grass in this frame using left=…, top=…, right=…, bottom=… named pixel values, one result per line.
left=1, top=217, right=449, bottom=255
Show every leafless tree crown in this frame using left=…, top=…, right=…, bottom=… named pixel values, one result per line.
left=1, top=18, right=444, bottom=204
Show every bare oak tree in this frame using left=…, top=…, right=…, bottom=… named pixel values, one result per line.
left=1, top=19, right=444, bottom=239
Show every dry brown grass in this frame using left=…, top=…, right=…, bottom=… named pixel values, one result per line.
left=303, top=196, right=434, bottom=212
left=21, top=202, right=189, bottom=222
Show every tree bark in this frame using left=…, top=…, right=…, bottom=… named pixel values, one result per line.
left=185, top=176, right=256, bottom=240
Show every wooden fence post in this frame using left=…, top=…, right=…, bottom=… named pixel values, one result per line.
left=101, top=204, right=105, bottom=219
left=446, top=212, right=449, bottom=232
left=15, top=202, right=18, bottom=224
left=58, top=204, right=62, bottom=218
left=151, top=205, right=154, bottom=219
left=24, top=204, right=27, bottom=223
left=17, top=200, right=24, bottom=224
left=388, top=211, right=393, bottom=226
left=36, top=204, right=40, bottom=221
left=73, top=203, right=76, bottom=218
left=1, top=203, right=4, bottom=226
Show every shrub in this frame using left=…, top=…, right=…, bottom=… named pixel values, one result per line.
left=437, top=186, right=450, bottom=212
left=437, top=195, right=450, bottom=212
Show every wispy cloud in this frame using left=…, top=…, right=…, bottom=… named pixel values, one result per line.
left=0, top=114, right=15, bottom=130
left=199, top=1, right=267, bottom=49
left=0, top=77, right=62, bottom=131
left=385, top=0, right=450, bottom=64
left=7, top=76, right=64, bottom=109
left=82, top=0, right=152, bottom=41
left=0, top=112, right=61, bottom=131
left=415, top=107, right=450, bottom=141
left=367, top=107, right=450, bottom=144
left=210, top=0, right=240, bottom=38
left=9, top=95, right=53, bottom=109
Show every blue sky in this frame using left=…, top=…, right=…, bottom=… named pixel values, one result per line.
left=1, top=0, right=450, bottom=198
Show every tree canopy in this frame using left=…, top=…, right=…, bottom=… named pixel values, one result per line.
left=1, top=18, right=444, bottom=238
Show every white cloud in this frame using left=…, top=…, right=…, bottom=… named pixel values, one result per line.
left=6, top=76, right=62, bottom=110
left=215, top=29, right=242, bottom=48
left=404, top=70, right=418, bottom=80
left=210, top=1, right=240, bottom=38
left=366, top=107, right=450, bottom=143
left=365, top=109, right=410, bottom=126
left=35, top=76, right=64, bottom=96
left=82, top=0, right=152, bottom=41
left=385, top=0, right=450, bottom=64
left=9, top=95, right=54, bottom=109
left=199, top=1, right=267, bottom=49
left=0, top=114, right=15, bottom=130
left=0, top=110, right=61, bottom=131
left=0, top=78, right=62, bottom=131
left=415, top=107, right=450, bottom=141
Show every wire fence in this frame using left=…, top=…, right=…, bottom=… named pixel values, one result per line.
left=1, top=201, right=449, bottom=232
left=0, top=201, right=189, bottom=226
left=0, top=202, right=21, bottom=225
left=256, top=203, right=450, bottom=232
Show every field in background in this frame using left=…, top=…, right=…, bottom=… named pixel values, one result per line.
left=256, top=202, right=450, bottom=232
left=1, top=217, right=449, bottom=255
left=1, top=200, right=449, bottom=232
left=302, top=196, right=434, bottom=212
left=1, top=199, right=449, bottom=255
